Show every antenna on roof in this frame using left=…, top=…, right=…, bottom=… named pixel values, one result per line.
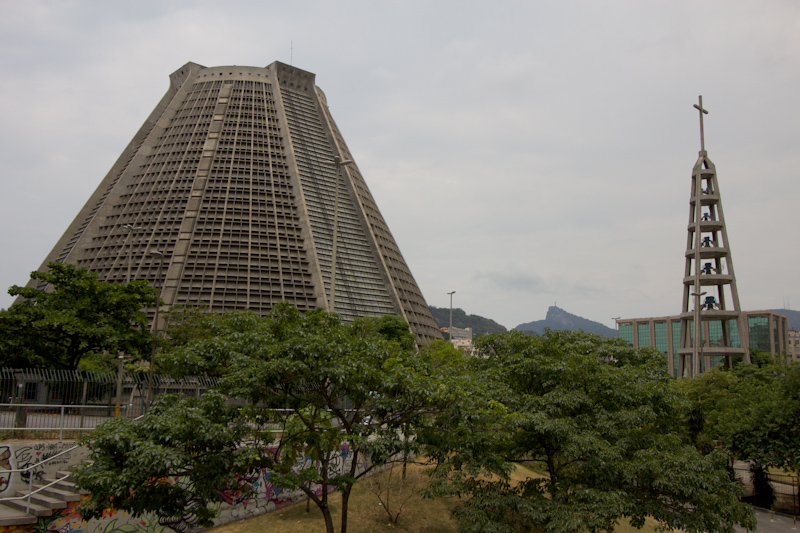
left=290, top=41, right=293, bottom=65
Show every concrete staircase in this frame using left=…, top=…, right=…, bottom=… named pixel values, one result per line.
left=0, top=470, right=88, bottom=526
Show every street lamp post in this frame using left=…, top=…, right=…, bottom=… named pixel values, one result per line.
left=122, top=224, right=144, bottom=283
left=148, top=251, right=165, bottom=409
left=447, top=291, right=456, bottom=341
left=329, top=156, right=353, bottom=312
left=691, top=289, right=707, bottom=377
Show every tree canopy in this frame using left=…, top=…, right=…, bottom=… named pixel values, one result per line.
left=677, top=360, right=800, bottom=474
left=73, top=391, right=254, bottom=530
left=77, top=312, right=759, bottom=533
left=423, top=329, right=756, bottom=533
left=78, top=304, right=457, bottom=533
left=0, top=262, right=158, bottom=370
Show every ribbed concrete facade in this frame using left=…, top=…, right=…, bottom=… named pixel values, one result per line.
left=33, top=61, right=442, bottom=343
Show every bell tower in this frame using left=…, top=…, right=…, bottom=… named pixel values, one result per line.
left=678, top=96, right=750, bottom=376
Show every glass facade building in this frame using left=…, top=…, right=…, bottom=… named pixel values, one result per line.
left=617, top=310, right=788, bottom=377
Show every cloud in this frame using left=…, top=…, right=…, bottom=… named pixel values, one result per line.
left=474, top=269, right=550, bottom=295
left=1, top=0, right=799, bottom=326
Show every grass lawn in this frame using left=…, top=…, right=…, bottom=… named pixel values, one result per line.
left=207, top=462, right=679, bottom=533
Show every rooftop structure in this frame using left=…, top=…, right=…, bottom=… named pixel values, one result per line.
left=788, top=329, right=800, bottom=360
left=447, top=326, right=474, bottom=352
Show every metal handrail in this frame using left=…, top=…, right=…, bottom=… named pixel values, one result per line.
left=0, top=443, right=82, bottom=514
left=0, top=472, right=72, bottom=513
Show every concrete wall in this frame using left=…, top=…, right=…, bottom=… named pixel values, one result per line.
left=0, top=441, right=87, bottom=497
left=0, top=441, right=360, bottom=533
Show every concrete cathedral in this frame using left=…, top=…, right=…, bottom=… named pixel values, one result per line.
left=33, top=62, right=441, bottom=343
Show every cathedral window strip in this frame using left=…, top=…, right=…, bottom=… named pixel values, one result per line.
left=280, top=88, right=396, bottom=320
left=173, top=80, right=316, bottom=314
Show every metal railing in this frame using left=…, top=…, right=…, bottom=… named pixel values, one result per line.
left=734, top=465, right=799, bottom=515
left=0, top=404, right=128, bottom=441
left=1, top=369, right=223, bottom=439
left=0, top=444, right=80, bottom=514
left=2, top=368, right=221, bottom=407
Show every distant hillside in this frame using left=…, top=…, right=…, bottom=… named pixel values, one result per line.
left=515, top=306, right=615, bottom=337
left=771, top=309, right=800, bottom=330
left=428, top=306, right=508, bottom=335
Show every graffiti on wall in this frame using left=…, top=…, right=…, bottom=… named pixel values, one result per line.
left=0, top=441, right=365, bottom=533
left=14, top=442, right=77, bottom=485
left=0, top=495, right=168, bottom=533
left=212, top=442, right=361, bottom=528
left=0, top=446, right=10, bottom=493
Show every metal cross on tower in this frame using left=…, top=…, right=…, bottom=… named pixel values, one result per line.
left=677, top=96, right=750, bottom=377
left=693, top=95, right=709, bottom=152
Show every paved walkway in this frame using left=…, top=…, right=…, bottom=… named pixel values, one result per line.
left=736, top=507, right=799, bottom=533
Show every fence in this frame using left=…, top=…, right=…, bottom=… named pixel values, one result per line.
left=734, top=464, right=799, bottom=515
left=0, top=368, right=221, bottom=439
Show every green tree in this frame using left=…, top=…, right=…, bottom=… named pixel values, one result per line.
left=0, top=262, right=158, bottom=370
left=424, top=330, right=755, bottom=533
left=219, top=305, right=454, bottom=533
left=77, top=304, right=457, bottom=533
left=74, top=391, right=256, bottom=530
left=679, top=361, right=800, bottom=507
left=158, top=309, right=265, bottom=377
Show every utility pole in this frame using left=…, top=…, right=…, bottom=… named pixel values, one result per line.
left=447, top=291, right=456, bottom=341
left=115, top=355, right=124, bottom=417
left=148, top=251, right=165, bottom=409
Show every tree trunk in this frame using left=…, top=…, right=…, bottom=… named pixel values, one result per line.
left=402, top=424, right=409, bottom=481
left=320, top=456, right=334, bottom=533
left=340, top=447, right=361, bottom=533
left=321, top=503, right=335, bottom=533
left=341, top=486, right=352, bottom=533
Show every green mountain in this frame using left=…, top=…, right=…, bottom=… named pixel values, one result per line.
left=428, top=306, right=508, bottom=335
left=515, top=306, right=615, bottom=337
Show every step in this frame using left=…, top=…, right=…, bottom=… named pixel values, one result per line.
left=52, top=478, right=90, bottom=496
left=3, top=498, right=53, bottom=517
left=35, top=483, right=83, bottom=503
left=55, top=470, right=91, bottom=495
left=0, top=504, right=38, bottom=527
left=14, top=490, right=67, bottom=510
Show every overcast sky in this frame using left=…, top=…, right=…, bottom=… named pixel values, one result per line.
left=1, top=1, right=798, bottom=329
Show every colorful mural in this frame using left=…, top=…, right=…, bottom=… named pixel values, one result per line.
left=0, top=441, right=362, bottom=533
left=1, top=495, right=167, bottom=533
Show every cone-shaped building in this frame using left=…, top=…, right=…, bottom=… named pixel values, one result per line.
left=677, top=97, right=749, bottom=375
left=33, top=61, right=442, bottom=343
